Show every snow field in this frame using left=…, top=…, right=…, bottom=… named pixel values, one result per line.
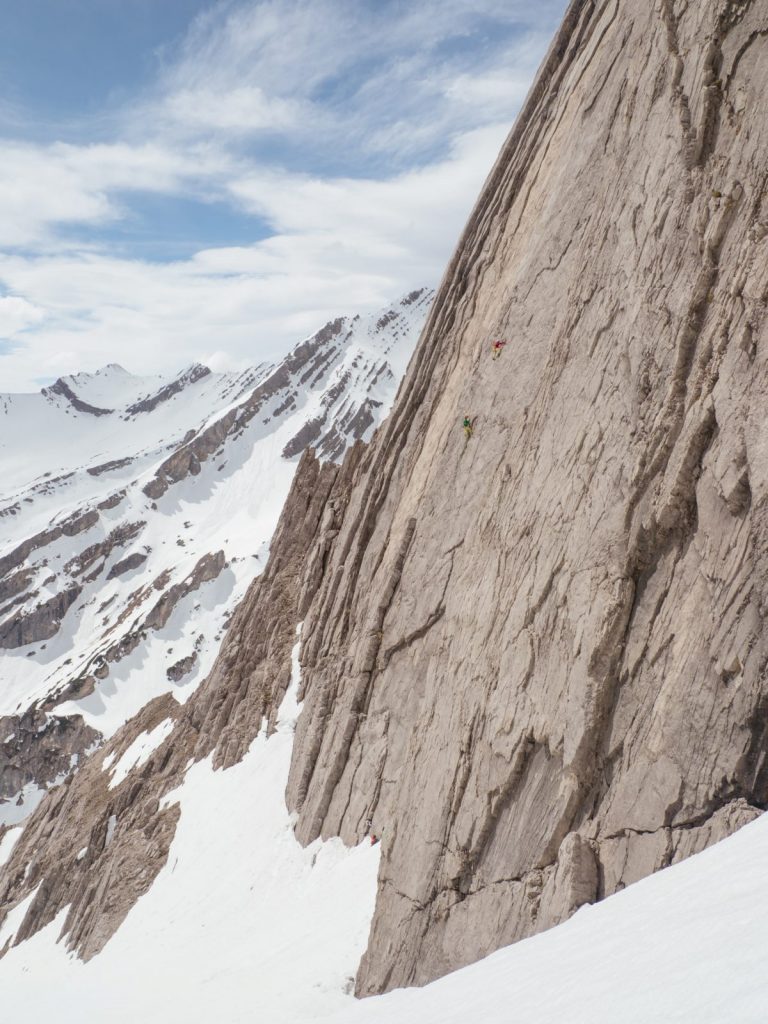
left=0, top=634, right=382, bottom=1022
left=328, top=811, right=768, bottom=1024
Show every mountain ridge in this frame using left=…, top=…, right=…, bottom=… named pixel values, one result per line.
left=0, top=287, right=433, bottom=829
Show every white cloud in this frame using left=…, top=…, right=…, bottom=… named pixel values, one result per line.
left=0, top=123, right=507, bottom=391
left=0, top=144, right=114, bottom=249
left=0, top=296, right=44, bottom=337
left=227, top=123, right=507, bottom=265
left=164, top=85, right=301, bottom=134
left=0, top=140, right=234, bottom=248
left=0, top=0, right=567, bottom=389
left=147, top=0, right=563, bottom=158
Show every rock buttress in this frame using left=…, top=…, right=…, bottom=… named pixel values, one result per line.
left=285, top=0, right=768, bottom=994
left=0, top=447, right=362, bottom=959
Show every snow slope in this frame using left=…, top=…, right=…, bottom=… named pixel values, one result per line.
left=330, top=813, right=768, bottom=1024
left=0, top=288, right=433, bottom=821
left=1, top=630, right=766, bottom=1022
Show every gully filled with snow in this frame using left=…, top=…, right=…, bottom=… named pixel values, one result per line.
left=0, top=632, right=382, bottom=1023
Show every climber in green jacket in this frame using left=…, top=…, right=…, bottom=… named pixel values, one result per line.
left=463, top=415, right=473, bottom=440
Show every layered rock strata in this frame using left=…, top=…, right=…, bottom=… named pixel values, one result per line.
left=284, top=0, right=768, bottom=993
left=0, top=447, right=361, bottom=958
left=0, top=711, right=99, bottom=804
left=2, top=0, right=768, bottom=1000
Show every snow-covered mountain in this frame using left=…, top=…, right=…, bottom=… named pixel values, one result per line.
left=0, top=287, right=433, bottom=826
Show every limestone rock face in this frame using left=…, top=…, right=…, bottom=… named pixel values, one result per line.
left=284, top=0, right=768, bottom=993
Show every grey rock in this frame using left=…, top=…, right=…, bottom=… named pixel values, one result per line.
left=284, top=0, right=768, bottom=994
left=125, top=364, right=211, bottom=416
left=0, top=711, right=99, bottom=804
left=142, top=551, right=225, bottom=631
left=43, top=379, right=112, bottom=417
left=141, top=324, right=346, bottom=499
left=165, top=651, right=197, bottom=681
left=0, top=509, right=98, bottom=580
left=0, top=585, right=82, bottom=649
left=106, top=552, right=148, bottom=580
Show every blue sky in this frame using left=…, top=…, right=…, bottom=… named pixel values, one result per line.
left=0, top=0, right=566, bottom=390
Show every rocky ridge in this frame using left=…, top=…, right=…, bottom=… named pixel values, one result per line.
left=0, top=289, right=432, bottom=826
left=0, top=446, right=357, bottom=958
left=284, top=0, right=768, bottom=992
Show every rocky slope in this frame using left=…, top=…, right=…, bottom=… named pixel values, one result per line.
left=1, top=0, right=768, bottom=1004
left=0, top=446, right=359, bottom=960
left=0, top=288, right=432, bottom=827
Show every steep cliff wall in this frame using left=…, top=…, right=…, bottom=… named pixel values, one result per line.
left=285, top=0, right=768, bottom=993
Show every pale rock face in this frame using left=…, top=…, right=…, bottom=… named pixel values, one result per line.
left=284, top=0, right=768, bottom=993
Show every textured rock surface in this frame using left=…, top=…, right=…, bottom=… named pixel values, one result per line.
left=0, top=693, right=184, bottom=959
left=43, top=378, right=113, bottom=417
left=142, top=319, right=349, bottom=499
left=0, top=448, right=359, bottom=959
left=141, top=551, right=225, bottom=631
left=0, top=711, right=99, bottom=802
left=125, top=363, right=211, bottom=416
left=282, top=0, right=768, bottom=993
left=0, top=585, right=83, bottom=649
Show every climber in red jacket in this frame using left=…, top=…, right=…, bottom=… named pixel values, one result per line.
left=491, top=339, right=507, bottom=359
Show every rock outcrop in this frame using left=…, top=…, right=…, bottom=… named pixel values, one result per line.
left=141, top=320, right=349, bottom=500
left=43, top=379, right=113, bottom=417
left=125, top=363, right=211, bottom=416
left=0, top=585, right=83, bottom=650
left=0, top=448, right=360, bottom=959
left=141, top=551, right=226, bottom=632
left=282, top=0, right=768, bottom=993
left=0, top=711, right=99, bottom=805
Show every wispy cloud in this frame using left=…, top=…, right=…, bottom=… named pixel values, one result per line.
left=0, top=0, right=567, bottom=390
left=0, top=295, right=44, bottom=337
left=0, top=140, right=234, bottom=248
left=147, top=0, right=562, bottom=163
